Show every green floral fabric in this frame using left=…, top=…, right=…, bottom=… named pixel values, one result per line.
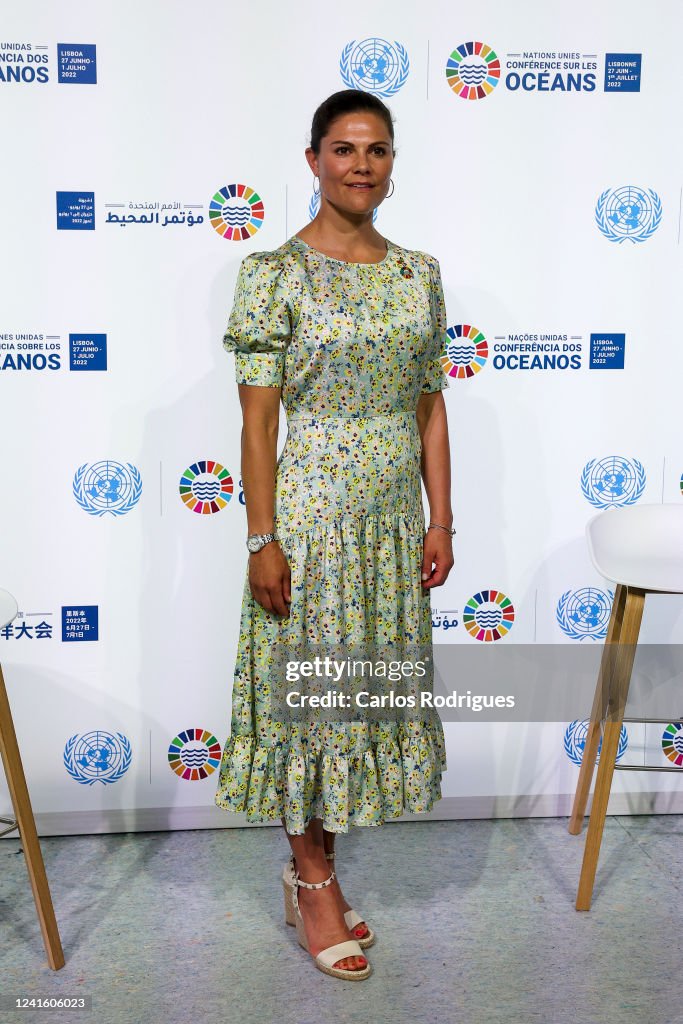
left=214, top=235, right=449, bottom=834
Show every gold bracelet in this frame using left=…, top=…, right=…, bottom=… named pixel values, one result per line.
left=428, top=523, right=456, bottom=536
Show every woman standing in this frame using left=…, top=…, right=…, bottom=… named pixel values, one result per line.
left=215, top=89, right=455, bottom=980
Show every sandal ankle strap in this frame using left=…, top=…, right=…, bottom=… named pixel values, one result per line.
left=296, top=869, right=335, bottom=890
left=325, top=851, right=335, bottom=861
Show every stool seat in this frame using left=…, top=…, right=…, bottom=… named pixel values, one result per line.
left=0, top=588, right=19, bottom=630
left=571, top=502, right=683, bottom=910
left=586, top=503, right=683, bottom=593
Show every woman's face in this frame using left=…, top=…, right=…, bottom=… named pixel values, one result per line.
left=307, top=110, right=394, bottom=216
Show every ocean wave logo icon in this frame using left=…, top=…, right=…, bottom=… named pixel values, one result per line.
left=581, top=456, right=646, bottom=508
left=463, top=589, right=515, bottom=641
left=441, top=324, right=488, bottom=379
left=564, top=720, right=628, bottom=766
left=595, top=186, right=662, bottom=243
left=446, top=42, right=500, bottom=99
left=73, top=461, right=142, bottom=516
left=662, top=723, right=683, bottom=766
left=168, top=728, right=221, bottom=780
left=340, top=38, right=409, bottom=96
left=64, top=731, right=132, bottom=785
left=179, top=461, right=234, bottom=513
left=556, top=588, right=615, bottom=640
left=209, top=184, right=264, bottom=240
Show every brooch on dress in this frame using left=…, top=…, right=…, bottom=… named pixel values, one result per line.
left=398, top=263, right=413, bottom=279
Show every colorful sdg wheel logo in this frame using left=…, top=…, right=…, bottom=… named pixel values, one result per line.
left=662, top=723, right=683, bottom=766
left=209, top=183, right=264, bottom=240
left=168, top=729, right=222, bottom=780
left=179, top=460, right=234, bottom=514
left=446, top=42, right=500, bottom=100
left=441, top=324, right=488, bottom=379
left=463, top=590, right=515, bottom=641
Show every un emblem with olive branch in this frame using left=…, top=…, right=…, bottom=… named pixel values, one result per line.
left=556, top=587, right=615, bottom=641
left=340, top=38, right=409, bottom=96
left=564, top=720, right=628, bottom=766
left=580, top=456, right=645, bottom=509
left=73, top=460, right=143, bottom=516
left=64, top=731, right=132, bottom=785
left=595, top=185, right=662, bottom=243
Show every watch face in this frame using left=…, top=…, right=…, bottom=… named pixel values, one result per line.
left=247, top=536, right=261, bottom=553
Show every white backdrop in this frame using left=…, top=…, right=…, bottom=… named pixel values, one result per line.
left=1, top=0, right=683, bottom=836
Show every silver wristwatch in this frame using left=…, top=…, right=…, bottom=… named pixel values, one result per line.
left=246, top=531, right=277, bottom=553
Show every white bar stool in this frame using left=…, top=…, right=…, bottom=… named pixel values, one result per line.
left=568, top=503, right=683, bottom=910
left=0, top=588, right=65, bottom=969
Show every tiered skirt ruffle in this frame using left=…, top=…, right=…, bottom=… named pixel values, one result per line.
left=214, top=511, right=448, bottom=835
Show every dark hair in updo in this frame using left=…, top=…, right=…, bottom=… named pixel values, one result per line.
left=309, top=89, right=396, bottom=155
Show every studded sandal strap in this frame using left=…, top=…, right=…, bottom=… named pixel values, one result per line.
left=296, top=870, right=336, bottom=890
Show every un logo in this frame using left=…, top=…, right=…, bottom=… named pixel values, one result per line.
left=581, top=455, right=645, bottom=508
left=340, top=38, right=409, bottom=96
left=564, top=720, right=628, bottom=766
left=595, top=186, right=662, bottom=243
left=64, top=730, right=132, bottom=785
left=556, top=588, right=614, bottom=640
left=73, top=460, right=142, bottom=517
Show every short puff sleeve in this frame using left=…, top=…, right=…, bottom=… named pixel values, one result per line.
left=223, top=252, right=292, bottom=387
left=420, top=255, right=450, bottom=395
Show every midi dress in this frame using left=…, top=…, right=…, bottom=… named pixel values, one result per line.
left=214, top=233, right=450, bottom=835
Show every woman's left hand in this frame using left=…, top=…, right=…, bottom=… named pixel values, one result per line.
left=421, top=528, right=454, bottom=589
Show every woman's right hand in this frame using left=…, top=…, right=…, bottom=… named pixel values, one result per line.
left=248, top=541, right=291, bottom=617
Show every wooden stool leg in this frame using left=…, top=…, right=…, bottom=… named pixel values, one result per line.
left=0, top=662, right=65, bottom=969
left=575, top=587, right=645, bottom=911
left=568, top=583, right=627, bottom=834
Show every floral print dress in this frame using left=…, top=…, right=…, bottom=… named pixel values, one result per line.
left=214, top=234, right=450, bottom=835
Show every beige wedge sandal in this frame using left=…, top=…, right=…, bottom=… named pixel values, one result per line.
left=283, top=865, right=372, bottom=981
left=282, top=853, right=375, bottom=949
left=324, top=851, right=376, bottom=948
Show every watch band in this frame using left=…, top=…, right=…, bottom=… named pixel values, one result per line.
left=246, top=531, right=277, bottom=552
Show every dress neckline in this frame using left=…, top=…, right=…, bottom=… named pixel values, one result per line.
left=290, top=234, right=393, bottom=267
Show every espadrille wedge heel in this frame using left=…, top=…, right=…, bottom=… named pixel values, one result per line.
left=282, top=854, right=375, bottom=949
left=285, top=866, right=372, bottom=981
